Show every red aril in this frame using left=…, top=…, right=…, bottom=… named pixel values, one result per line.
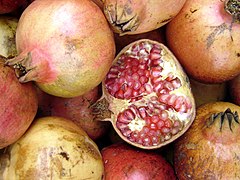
left=91, top=39, right=196, bottom=149
left=0, top=58, right=38, bottom=149
left=6, top=0, right=116, bottom=98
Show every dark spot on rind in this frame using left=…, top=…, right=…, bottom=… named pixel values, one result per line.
left=59, top=151, right=70, bottom=161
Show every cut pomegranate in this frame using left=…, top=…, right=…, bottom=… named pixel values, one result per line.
left=92, top=39, right=196, bottom=149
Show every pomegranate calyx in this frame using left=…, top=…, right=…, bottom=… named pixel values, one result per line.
left=104, top=2, right=140, bottom=35
left=91, top=97, right=113, bottom=121
left=207, top=108, right=239, bottom=132
left=224, top=0, right=240, bottom=23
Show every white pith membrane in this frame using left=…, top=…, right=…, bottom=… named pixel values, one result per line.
left=103, top=39, right=196, bottom=149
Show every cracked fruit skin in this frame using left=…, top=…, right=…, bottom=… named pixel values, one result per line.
left=174, top=101, right=240, bottom=180
left=166, top=0, right=240, bottom=83
left=102, top=0, right=186, bottom=35
left=92, top=39, right=196, bottom=150
left=0, top=116, right=104, bottom=180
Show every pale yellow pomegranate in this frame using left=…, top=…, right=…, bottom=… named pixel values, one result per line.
left=0, top=116, right=104, bottom=179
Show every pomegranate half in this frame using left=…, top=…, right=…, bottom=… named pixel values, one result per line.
left=91, top=39, right=196, bottom=149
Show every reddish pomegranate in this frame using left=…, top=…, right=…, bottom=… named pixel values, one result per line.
left=91, top=39, right=196, bottom=149
left=50, top=86, right=110, bottom=140
left=0, top=0, right=29, bottom=14
left=166, top=0, right=240, bottom=83
left=102, top=0, right=186, bottom=35
left=5, top=0, right=116, bottom=98
left=101, top=142, right=176, bottom=180
left=174, top=102, right=240, bottom=179
left=229, top=74, right=240, bottom=106
left=0, top=58, right=38, bottom=149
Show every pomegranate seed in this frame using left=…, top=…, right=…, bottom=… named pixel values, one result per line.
left=171, top=78, right=181, bottom=89
left=150, top=123, right=157, bottom=130
left=133, top=81, right=141, bottom=90
left=124, top=109, right=135, bottom=120
left=139, top=76, right=148, bottom=85
left=164, top=81, right=174, bottom=91
left=138, top=107, right=147, bottom=119
left=144, top=83, right=153, bottom=93
left=160, top=110, right=168, bottom=120
left=124, top=88, right=132, bottom=99
left=153, top=82, right=163, bottom=93
left=151, top=67, right=162, bottom=78
left=157, top=120, right=164, bottom=129
left=168, top=94, right=177, bottom=106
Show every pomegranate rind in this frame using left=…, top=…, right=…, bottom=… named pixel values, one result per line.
left=174, top=102, right=240, bottom=179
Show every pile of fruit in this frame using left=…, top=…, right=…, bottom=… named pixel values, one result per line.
left=0, top=0, right=239, bottom=179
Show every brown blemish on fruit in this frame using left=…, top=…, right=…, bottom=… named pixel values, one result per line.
left=59, top=151, right=69, bottom=161
left=206, top=23, right=230, bottom=49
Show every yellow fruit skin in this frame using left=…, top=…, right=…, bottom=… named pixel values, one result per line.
left=0, top=116, right=104, bottom=180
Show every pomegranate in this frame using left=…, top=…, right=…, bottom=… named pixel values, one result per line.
left=0, top=58, right=38, bottom=149
left=0, top=0, right=29, bottom=14
left=174, top=101, right=240, bottom=179
left=50, top=86, right=110, bottom=140
left=5, top=0, right=116, bottom=98
left=190, top=78, right=227, bottom=107
left=0, top=16, right=18, bottom=58
left=91, top=39, right=196, bottom=149
left=101, top=142, right=176, bottom=180
left=102, top=0, right=186, bottom=35
left=0, top=116, right=104, bottom=179
left=166, top=0, right=240, bottom=83
left=229, top=74, right=240, bottom=106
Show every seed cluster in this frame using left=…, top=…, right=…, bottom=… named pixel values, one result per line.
left=105, top=42, right=192, bottom=147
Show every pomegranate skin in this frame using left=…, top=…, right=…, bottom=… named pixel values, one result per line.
left=166, top=0, right=240, bottom=83
left=6, top=0, right=116, bottom=98
left=174, top=102, right=240, bottom=179
left=0, top=59, right=38, bottom=149
left=0, top=116, right=104, bottom=179
left=103, top=0, right=186, bottom=35
left=50, top=86, right=110, bottom=140
left=101, top=142, right=176, bottom=180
